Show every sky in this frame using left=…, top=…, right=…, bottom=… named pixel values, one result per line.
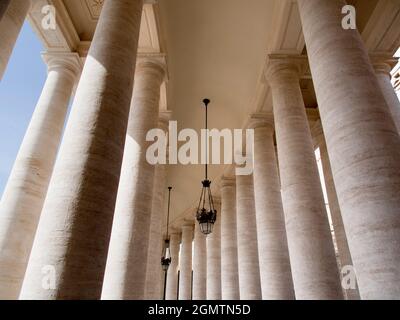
left=0, top=22, right=47, bottom=195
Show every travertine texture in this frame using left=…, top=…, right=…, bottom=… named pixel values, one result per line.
left=19, top=0, right=144, bottom=300
left=0, top=0, right=31, bottom=79
left=144, top=162, right=167, bottom=300
left=372, top=60, right=400, bottom=134
left=251, top=115, right=295, bottom=300
left=206, top=199, right=221, bottom=300
left=0, top=0, right=11, bottom=21
left=220, top=177, right=240, bottom=300
left=165, top=233, right=180, bottom=300
left=102, top=59, right=165, bottom=300
left=298, top=0, right=400, bottom=299
left=0, top=53, right=81, bottom=300
left=236, top=174, right=262, bottom=300
left=267, top=60, right=342, bottom=300
left=192, top=221, right=207, bottom=300
left=178, top=225, right=193, bottom=300
left=313, top=123, right=360, bottom=300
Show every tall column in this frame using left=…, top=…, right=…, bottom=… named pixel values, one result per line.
left=313, top=121, right=360, bottom=300
left=0, top=0, right=31, bottom=79
left=144, top=115, right=170, bottom=300
left=165, top=233, right=180, bottom=300
left=236, top=174, right=262, bottom=300
left=192, top=222, right=207, bottom=300
left=102, top=58, right=166, bottom=300
left=220, top=176, right=240, bottom=300
left=206, top=199, right=221, bottom=300
left=19, top=0, right=144, bottom=300
left=266, top=58, right=342, bottom=300
left=371, top=57, right=400, bottom=134
left=0, top=0, right=11, bottom=21
left=298, top=0, right=400, bottom=299
left=0, top=53, right=81, bottom=299
left=250, top=113, right=295, bottom=300
left=178, top=224, right=193, bottom=300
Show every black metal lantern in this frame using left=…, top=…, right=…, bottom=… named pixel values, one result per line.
left=196, top=99, right=217, bottom=235
left=161, top=187, right=172, bottom=272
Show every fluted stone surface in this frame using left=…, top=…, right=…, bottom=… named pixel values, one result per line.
left=0, top=53, right=81, bottom=299
left=206, top=200, right=221, bottom=300
left=178, top=225, right=193, bottom=300
left=19, top=0, right=144, bottom=299
left=192, top=222, right=207, bottom=300
left=220, top=177, right=240, bottom=300
left=251, top=115, right=295, bottom=300
left=102, top=59, right=165, bottom=300
left=267, top=59, right=342, bottom=300
left=298, top=0, right=400, bottom=299
left=0, top=0, right=31, bottom=79
left=236, top=174, right=262, bottom=300
left=165, top=233, right=180, bottom=300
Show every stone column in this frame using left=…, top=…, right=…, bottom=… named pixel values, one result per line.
left=0, top=0, right=31, bottom=79
left=206, top=199, right=221, bottom=300
left=220, top=176, right=240, bottom=300
left=298, top=0, right=400, bottom=299
left=165, top=233, right=180, bottom=300
left=19, top=0, right=144, bottom=300
left=0, top=0, right=11, bottom=21
left=178, top=224, right=193, bottom=300
left=266, top=58, right=342, bottom=300
left=371, top=57, right=400, bottom=134
left=312, top=121, right=360, bottom=300
left=192, top=221, right=207, bottom=300
left=144, top=115, right=170, bottom=300
left=102, top=58, right=166, bottom=300
left=0, top=53, right=81, bottom=300
left=250, top=113, right=295, bottom=300
left=236, top=174, right=262, bottom=300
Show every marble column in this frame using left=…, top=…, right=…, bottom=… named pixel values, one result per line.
left=250, top=113, right=295, bottom=300
left=102, top=58, right=166, bottom=300
left=298, top=0, right=400, bottom=299
left=19, top=0, right=144, bottom=300
left=220, top=176, right=240, bottom=300
left=178, top=224, right=193, bottom=300
left=144, top=115, right=170, bottom=300
left=165, top=233, right=180, bottom=300
left=0, top=0, right=11, bottom=21
left=266, top=58, right=342, bottom=300
left=313, top=121, right=360, bottom=300
left=192, top=222, right=207, bottom=300
left=236, top=174, right=262, bottom=300
left=206, top=199, right=221, bottom=300
left=0, top=0, right=31, bottom=79
left=371, top=57, right=400, bottom=134
left=0, top=53, right=81, bottom=300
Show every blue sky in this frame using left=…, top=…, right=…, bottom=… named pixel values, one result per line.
left=0, top=22, right=46, bottom=195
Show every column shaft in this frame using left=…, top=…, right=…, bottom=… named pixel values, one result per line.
left=206, top=200, right=221, bottom=300
left=19, top=0, right=144, bottom=299
left=236, top=174, right=262, bottom=300
left=0, top=0, right=31, bottom=79
left=192, top=222, right=207, bottom=300
left=0, top=53, right=81, bottom=299
left=267, top=60, right=342, bottom=299
left=251, top=117, right=295, bottom=300
left=102, top=60, right=165, bottom=300
left=298, top=0, right=400, bottom=299
left=220, top=177, right=240, bottom=300
left=165, top=233, right=180, bottom=300
left=178, top=225, right=193, bottom=300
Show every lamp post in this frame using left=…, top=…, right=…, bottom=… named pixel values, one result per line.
left=161, top=186, right=172, bottom=300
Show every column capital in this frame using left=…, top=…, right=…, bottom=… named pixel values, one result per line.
left=264, top=54, right=308, bottom=85
left=220, top=176, right=236, bottom=188
left=370, top=54, right=398, bottom=77
left=136, top=53, right=168, bottom=81
left=248, top=113, right=274, bottom=132
left=41, top=52, right=83, bottom=80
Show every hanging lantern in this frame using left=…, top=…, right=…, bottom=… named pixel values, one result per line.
left=196, top=99, right=217, bottom=235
